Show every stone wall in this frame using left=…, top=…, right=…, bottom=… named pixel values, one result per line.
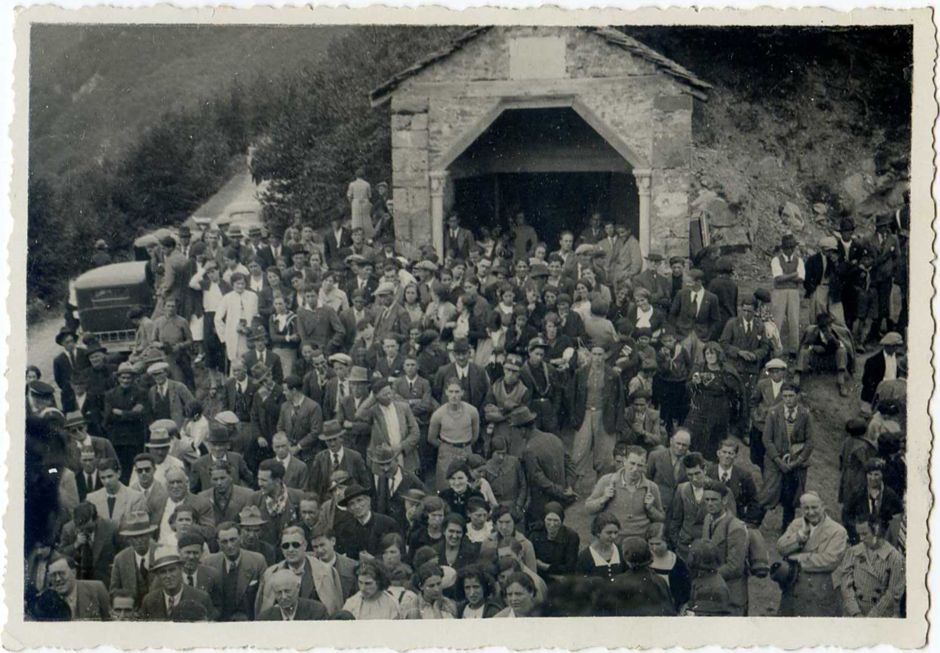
left=388, top=26, right=698, bottom=256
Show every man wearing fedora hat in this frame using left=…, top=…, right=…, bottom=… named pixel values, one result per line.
left=332, top=484, right=400, bottom=562
left=770, top=233, right=806, bottom=357
left=370, top=442, right=427, bottom=533
left=62, top=411, right=117, bottom=475
left=53, top=326, right=80, bottom=412
left=308, top=420, right=370, bottom=502
left=109, top=510, right=159, bottom=606
left=517, top=405, right=577, bottom=526
left=128, top=422, right=186, bottom=488
left=357, top=378, right=421, bottom=477
left=139, top=545, right=214, bottom=621
left=243, top=325, right=284, bottom=385
left=103, top=362, right=148, bottom=481
left=190, top=423, right=255, bottom=494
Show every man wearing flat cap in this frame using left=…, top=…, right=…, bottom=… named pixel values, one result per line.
left=146, top=361, right=195, bottom=429
left=748, top=358, right=788, bottom=470
left=482, top=352, right=531, bottom=458
left=861, top=331, right=905, bottom=406
left=804, top=236, right=847, bottom=327
left=633, top=251, right=673, bottom=312
left=189, top=424, right=255, bottom=493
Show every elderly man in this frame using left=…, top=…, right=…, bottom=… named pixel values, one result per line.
left=332, top=484, right=400, bottom=561
left=255, top=525, right=344, bottom=616
left=586, top=445, right=665, bottom=540
left=147, top=361, right=194, bottom=428
left=646, top=428, right=691, bottom=520
left=700, top=479, right=749, bottom=615
left=108, top=511, right=159, bottom=608
left=138, top=546, right=214, bottom=621
left=258, top=568, right=329, bottom=621
left=204, top=521, right=269, bottom=621
left=775, top=492, right=848, bottom=617
left=45, top=554, right=111, bottom=621
left=155, top=467, right=216, bottom=547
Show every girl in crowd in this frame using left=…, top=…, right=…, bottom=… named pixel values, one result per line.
left=408, top=495, right=446, bottom=554
left=456, top=564, right=503, bottom=618
left=402, top=562, right=458, bottom=619
left=575, top=512, right=625, bottom=582
left=480, top=506, right=537, bottom=574
left=342, top=560, right=401, bottom=620
left=439, top=461, right=485, bottom=518
left=647, top=522, right=691, bottom=614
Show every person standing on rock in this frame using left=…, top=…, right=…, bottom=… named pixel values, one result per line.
left=770, top=234, right=805, bottom=359
left=346, top=168, right=373, bottom=242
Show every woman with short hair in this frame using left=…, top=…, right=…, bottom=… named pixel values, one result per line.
left=341, top=560, right=401, bottom=619
left=402, top=562, right=458, bottom=619
left=480, top=506, right=537, bottom=574
left=456, top=564, right=503, bottom=618
left=494, top=572, right=541, bottom=618
left=575, top=512, right=626, bottom=582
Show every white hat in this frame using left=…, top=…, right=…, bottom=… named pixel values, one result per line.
left=147, top=361, right=170, bottom=375
left=764, top=358, right=788, bottom=370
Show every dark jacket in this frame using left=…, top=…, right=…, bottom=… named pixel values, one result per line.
left=258, top=597, right=329, bottom=621
left=569, top=364, right=625, bottom=434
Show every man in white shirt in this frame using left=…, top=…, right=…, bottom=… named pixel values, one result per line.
left=770, top=233, right=806, bottom=356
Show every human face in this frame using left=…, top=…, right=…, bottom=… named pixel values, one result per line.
left=154, top=564, right=183, bottom=594
left=166, top=471, right=188, bottom=501
left=468, top=507, right=487, bottom=529
left=266, top=270, right=281, bottom=287
left=717, top=444, right=737, bottom=469
left=445, top=384, right=463, bottom=405
left=358, top=573, right=380, bottom=600
left=403, top=360, right=417, bottom=378
left=544, top=513, right=562, bottom=537
left=81, top=452, right=98, bottom=474
left=151, top=445, right=170, bottom=464
left=496, top=512, right=515, bottom=539
left=239, top=525, right=261, bottom=547
left=463, top=576, right=485, bottom=608
left=152, top=369, right=168, bottom=385
left=382, top=339, right=399, bottom=358
left=444, top=523, right=464, bottom=547
left=300, top=500, right=320, bottom=527
left=164, top=299, right=178, bottom=317
left=128, top=532, right=152, bottom=556
left=560, top=233, right=574, bottom=251
left=591, top=348, right=606, bottom=366
left=280, top=533, right=307, bottom=564
left=703, top=489, right=724, bottom=515
left=112, top=596, right=135, bottom=621
left=179, top=545, right=203, bottom=573
left=173, top=511, right=195, bottom=531
left=381, top=544, right=402, bottom=568
left=867, top=469, right=884, bottom=488
left=598, top=523, right=620, bottom=547
left=856, top=522, right=880, bottom=550
left=208, top=441, right=229, bottom=458
left=233, top=279, right=246, bottom=293
left=377, top=458, right=399, bottom=477
left=648, top=534, right=668, bottom=557
left=100, top=468, right=121, bottom=494
left=687, top=466, right=705, bottom=488
left=636, top=295, right=650, bottom=310
left=782, top=389, right=799, bottom=409
left=448, top=470, right=470, bottom=494
left=273, top=578, right=300, bottom=611
left=375, top=386, right=394, bottom=407
left=769, top=369, right=786, bottom=382
left=505, top=582, right=534, bottom=615
left=421, top=574, right=444, bottom=602
left=529, top=348, right=545, bottom=366
left=325, top=434, right=343, bottom=454
left=257, top=470, right=280, bottom=497
left=800, top=495, right=824, bottom=525
left=704, top=348, right=718, bottom=365
left=348, top=495, right=371, bottom=520
left=272, top=436, right=291, bottom=460
left=118, top=373, right=133, bottom=388
left=624, top=453, right=644, bottom=481
left=210, top=468, right=232, bottom=492
left=740, top=303, right=755, bottom=320
left=47, top=558, right=75, bottom=597
left=428, top=509, right=445, bottom=531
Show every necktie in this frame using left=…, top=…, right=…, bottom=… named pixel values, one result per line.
left=332, top=452, right=340, bottom=468
left=708, top=519, right=717, bottom=539
left=138, top=558, right=149, bottom=592
left=744, top=321, right=750, bottom=335
left=339, top=382, right=347, bottom=399
left=187, top=573, right=196, bottom=587
left=409, top=381, right=415, bottom=396
left=79, top=541, right=94, bottom=579
left=107, top=495, right=116, bottom=519
left=86, top=473, right=94, bottom=490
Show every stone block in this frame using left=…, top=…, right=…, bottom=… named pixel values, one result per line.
left=392, top=129, right=429, bottom=150
left=410, top=113, right=429, bottom=131
left=391, top=114, right=412, bottom=131
left=391, top=95, right=430, bottom=114
left=654, top=94, right=693, bottom=112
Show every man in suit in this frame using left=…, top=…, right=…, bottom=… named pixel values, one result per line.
left=301, top=347, right=334, bottom=406
left=668, top=453, right=711, bottom=561
left=64, top=412, right=117, bottom=476
left=443, top=213, right=475, bottom=261
left=277, top=375, right=324, bottom=462
left=843, top=457, right=904, bottom=543
left=309, top=527, right=359, bottom=600
left=332, top=485, right=401, bottom=562
left=321, top=353, right=354, bottom=422
left=243, top=327, right=284, bottom=385
left=670, top=268, right=721, bottom=365
left=147, top=362, right=195, bottom=429
left=776, top=492, right=848, bottom=616
left=700, top=480, right=749, bottom=616
left=258, top=568, right=329, bottom=620
left=250, top=459, right=306, bottom=548
left=633, top=252, right=673, bottom=312
left=518, top=407, right=577, bottom=528
left=758, top=384, right=813, bottom=530
left=748, top=357, right=788, bottom=470
left=296, top=285, right=347, bottom=355
left=86, top=458, right=146, bottom=528
left=246, top=225, right=275, bottom=270
left=108, top=511, right=159, bottom=608
left=57, top=502, right=119, bottom=585
left=646, top=429, right=692, bottom=520
left=256, top=525, right=345, bottom=616
left=432, top=338, right=490, bottom=414
left=153, top=467, right=217, bottom=546
left=720, top=298, right=770, bottom=434
left=129, top=453, right=169, bottom=520
left=371, top=282, right=411, bottom=348
left=139, top=546, right=214, bottom=621
left=804, top=236, right=847, bottom=327
left=198, top=460, right=256, bottom=525
left=323, top=215, right=353, bottom=265
left=307, top=420, right=371, bottom=502
left=708, top=439, right=762, bottom=526
left=343, top=259, right=378, bottom=307
left=355, top=379, right=421, bottom=475
left=870, top=213, right=901, bottom=335
left=46, top=554, right=112, bottom=620
left=337, top=366, right=374, bottom=459
left=370, top=443, right=427, bottom=532
left=190, top=424, right=255, bottom=493
left=204, top=521, right=268, bottom=621
left=271, top=431, right=310, bottom=490
left=861, top=332, right=904, bottom=406
left=53, top=326, right=80, bottom=412
left=75, top=446, right=103, bottom=502
left=373, top=336, right=406, bottom=382
left=102, top=362, right=149, bottom=480
left=392, top=356, right=437, bottom=477
left=177, top=531, right=223, bottom=620
left=222, top=360, right=258, bottom=425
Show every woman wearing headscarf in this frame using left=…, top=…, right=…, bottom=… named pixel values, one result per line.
left=530, top=501, right=580, bottom=581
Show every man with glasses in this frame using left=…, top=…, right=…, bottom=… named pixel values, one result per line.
left=63, top=411, right=117, bottom=478
left=46, top=554, right=111, bottom=621
left=255, top=525, right=344, bottom=616
left=204, top=521, right=268, bottom=621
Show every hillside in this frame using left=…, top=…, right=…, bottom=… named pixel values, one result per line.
left=29, top=25, right=346, bottom=180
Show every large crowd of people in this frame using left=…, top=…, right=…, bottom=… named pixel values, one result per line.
left=25, top=182, right=909, bottom=621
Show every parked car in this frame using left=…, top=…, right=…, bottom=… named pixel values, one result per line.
left=71, top=261, right=152, bottom=353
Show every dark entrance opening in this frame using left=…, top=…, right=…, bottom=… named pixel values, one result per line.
left=449, top=107, right=638, bottom=248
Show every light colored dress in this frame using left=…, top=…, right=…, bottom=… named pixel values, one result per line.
left=347, top=177, right=374, bottom=239
left=342, top=590, right=402, bottom=620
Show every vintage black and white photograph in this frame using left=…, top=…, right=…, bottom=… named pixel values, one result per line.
left=6, top=6, right=934, bottom=649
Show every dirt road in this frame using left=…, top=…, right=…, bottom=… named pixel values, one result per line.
left=26, top=314, right=67, bottom=382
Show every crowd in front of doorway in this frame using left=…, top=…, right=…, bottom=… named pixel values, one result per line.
left=25, top=175, right=909, bottom=621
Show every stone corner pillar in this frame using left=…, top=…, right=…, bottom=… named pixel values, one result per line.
left=634, top=168, right=652, bottom=258
left=429, top=170, right=449, bottom=259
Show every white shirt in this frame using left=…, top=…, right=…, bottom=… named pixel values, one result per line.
left=379, top=403, right=402, bottom=450
left=692, top=485, right=705, bottom=502
left=278, top=453, right=294, bottom=471
left=770, top=254, right=806, bottom=281
left=636, top=306, right=654, bottom=329
left=884, top=353, right=898, bottom=381
left=717, top=465, right=733, bottom=483
left=690, top=289, right=703, bottom=315
left=771, top=379, right=783, bottom=398
left=159, top=496, right=184, bottom=547
left=454, top=364, right=470, bottom=380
